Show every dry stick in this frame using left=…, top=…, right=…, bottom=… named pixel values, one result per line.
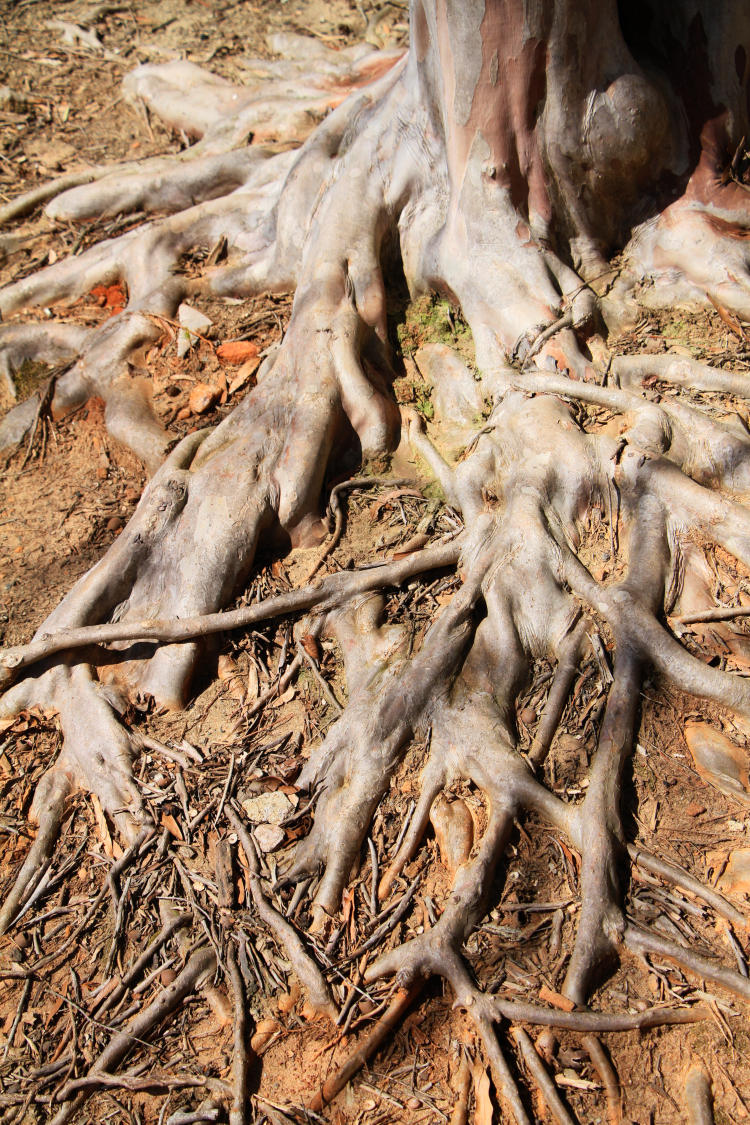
left=295, top=638, right=342, bottom=712
left=245, top=652, right=302, bottom=718
left=367, top=837, right=378, bottom=918
left=627, top=845, right=746, bottom=930
left=306, top=985, right=420, bottom=1113
left=490, top=996, right=709, bottom=1032
left=475, top=1014, right=530, bottom=1125
left=684, top=1066, right=715, bottom=1125
left=346, top=873, right=422, bottom=959
left=227, top=948, right=248, bottom=1125
left=0, top=773, right=68, bottom=935
left=94, top=912, right=192, bottom=1019
left=512, top=1027, right=575, bottom=1125
left=50, top=945, right=216, bottom=1125
left=305, top=476, right=411, bottom=582
left=524, top=310, right=574, bottom=362
left=582, top=1035, right=621, bottom=1125
left=623, top=924, right=750, bottom=1003
left=0, top=539, right=460, bottom=681
left=3, top=978, right=32, bottom=1060
left=227, top=806, right=335, bottom=1018
left=671, top=605, right=750, bottom=625
left=449, top=1056, right=472, bottom=1125
left=57, top=1071, right=225, bottom=1097
left=24, top=827, right=154, bottom=975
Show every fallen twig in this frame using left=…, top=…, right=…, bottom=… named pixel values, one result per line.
left=628, top=844, right=746, bottom=930
left=51, top=945, right=216, bottom=1125
left=0, top=539, right=461, bottom=685
left=227, top=806, right=336, bottom=1018
left=582, top=1034, right=621, bottom=1125
left=512, top=1027, right=575, bottom=1125
left=227, top=947, right=249, bottom=1125
left=305, top=477, right=411, bottom=581
left=671, top=605, right=750, bottom=625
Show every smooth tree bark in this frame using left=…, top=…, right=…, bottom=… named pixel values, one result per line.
left=2, top=2, right=750, bottom=1121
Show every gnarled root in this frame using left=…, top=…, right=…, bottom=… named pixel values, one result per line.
left=4, top=3, right=750, bottom=1119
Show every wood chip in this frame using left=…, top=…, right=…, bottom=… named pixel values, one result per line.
left=539, top=985, right=575, bottom=1011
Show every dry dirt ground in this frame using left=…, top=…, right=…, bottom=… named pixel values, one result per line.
left=1, top=3, right=750, bottom=1125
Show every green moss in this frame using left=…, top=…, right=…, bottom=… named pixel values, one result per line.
left=395, top=294, right=475, bottom=364
left=13, top=358, right=50, bottom=402
left=421, top=478, right=446, bottom=503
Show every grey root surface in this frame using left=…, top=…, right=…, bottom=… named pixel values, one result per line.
left=2, top=2, right=750, bottom=1122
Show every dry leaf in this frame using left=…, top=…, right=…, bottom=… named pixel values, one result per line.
left=392, top=533, right=430, bottom=559
left=300, top=633, right=320, bottom=662
left=718, top=849, right=750, bottom=895
left=246, top=662, right=260, bottom=701
left=250, top=1018, right=280, bottom=1053
left=90, top=282, right=126, bottom=314
left=228, top=355, right=260, bottom=394
left=89, top=793, right=113, bottom=858
left=684, top=721, right=750, bottom=806
left=216, top=340, right=259, bottom=363
left=707, top=294, right=748, bottom=341
left=217, top=653, right=239, bottom=681
left=161, top=812, right=183, bottom=841
left=270, top=685, right=296, bottom=708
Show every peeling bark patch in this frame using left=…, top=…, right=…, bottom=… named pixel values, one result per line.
left=445, top=0, right=485, bottom=126
left=489, top=48, right=498, bottom=87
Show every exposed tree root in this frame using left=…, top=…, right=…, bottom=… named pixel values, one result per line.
left=684, top=1066, right=715, bottom=1125
left=307, top=985, right=420, bottom=1113
left=3, top=2, right=750, bottom=1121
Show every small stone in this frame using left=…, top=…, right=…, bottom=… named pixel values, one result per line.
left=161, top=968, right=177, bottom=986
left=188, top=383, right=220, bottom=415
left=177, top=303, right=212, bottom=357
left=241, top=790, right=294, bottom=825
left=407, top=1097, right=421, bottom=1110
left=254, top=823, right=285, bottom=853
left=519, top=707, right=537, bottom=726
left=105, top=516, right=124, bottom=532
